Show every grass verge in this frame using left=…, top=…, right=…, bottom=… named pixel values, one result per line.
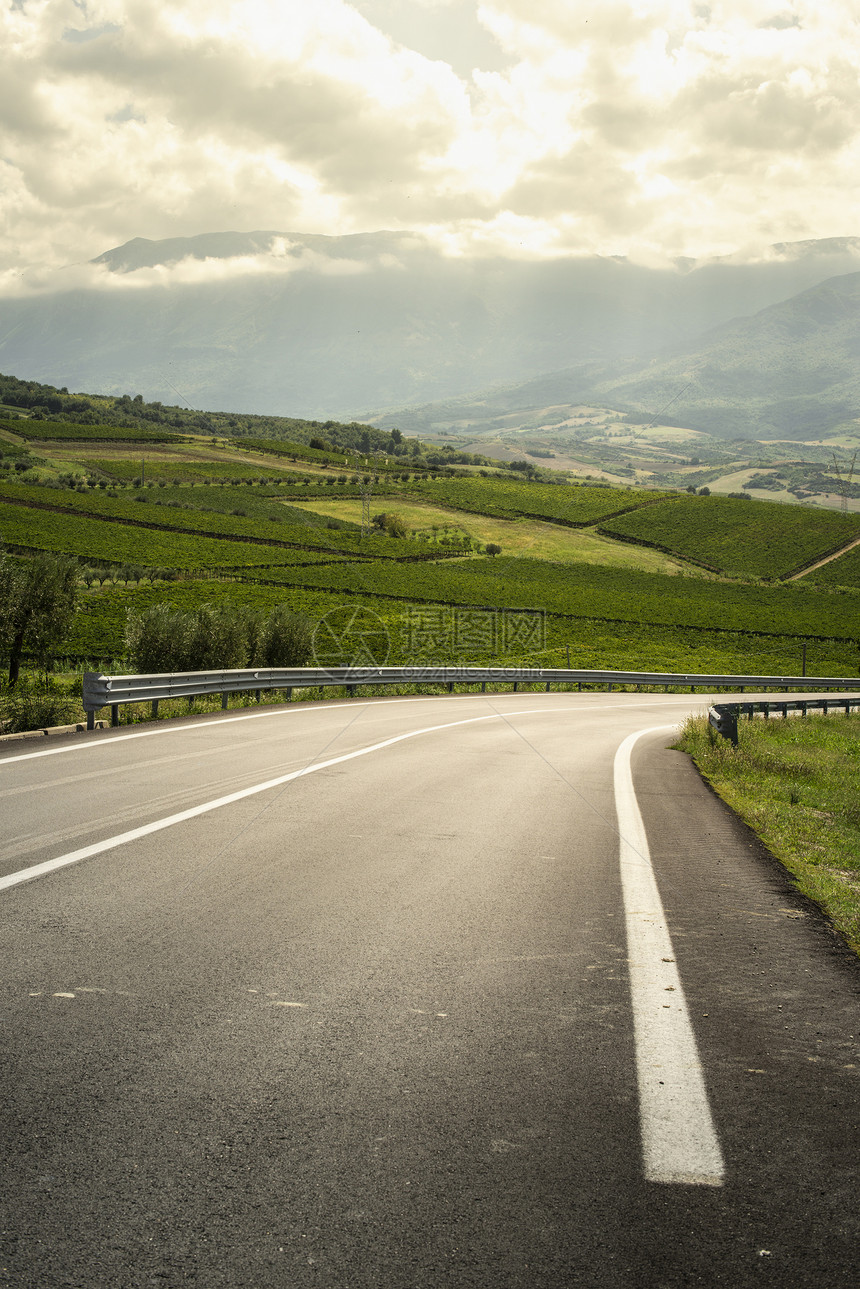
left=675, top=712, right=860, bottom=955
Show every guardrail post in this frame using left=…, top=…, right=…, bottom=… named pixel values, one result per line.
left=448, top=682, right=455, bottom=693
left=709, top=705, right=738, bottom=747
left=286, top=687, right=293, bottom=701
left=151, top=700, right=159, bottom=718
left=111, top=704, right=119, bottom=727
left=222, top=692, right=229, bottom=710
left=545, top=681, right=551, bottom=692
left=255, top=689, right=261, bottom=703
left=481, top=682, right=486, bottom=693
left=513, top=681, right=519, bottom=692
left=87, top=710, right=95, bottom=731
left=800, top=701, right=807, bottom=717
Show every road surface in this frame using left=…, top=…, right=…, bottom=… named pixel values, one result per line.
left=1, top=691, right=858, bottom=1287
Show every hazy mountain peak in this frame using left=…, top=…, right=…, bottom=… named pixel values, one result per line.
left=92, top=229, right=426, bottom=274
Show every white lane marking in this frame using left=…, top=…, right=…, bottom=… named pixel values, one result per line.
left=0, top=692, right=712, bottom=767
left=614, top=725, right=724, bottom=1188
left=0, top=695, right=466, bottom=765
left=1, top=708, right=568, bottom=893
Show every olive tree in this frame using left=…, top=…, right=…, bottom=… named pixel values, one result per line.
left=0, top=551, right=79, bottom=684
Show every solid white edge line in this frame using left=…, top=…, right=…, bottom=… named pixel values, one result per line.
left=614, top=725, right=725, bottom=1188
left=0, top=710, right=528, bottom=892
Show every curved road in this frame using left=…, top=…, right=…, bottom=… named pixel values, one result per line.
left=1, top=692, right=858, bottom=1287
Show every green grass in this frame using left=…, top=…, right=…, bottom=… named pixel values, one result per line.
left=287, top=497, right=691, bottom=571
left=676, top=712, right=860, bottom=954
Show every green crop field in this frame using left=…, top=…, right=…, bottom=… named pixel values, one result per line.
left=406, top=477, right=668, bottom=525
left=804, top=544, right=860, bottom=589
left=244, top=554, right=857, bottom=641
left=4, top=401, right=860, bottom=682
left=599, top=494, right=860, bottom=579
left=79, top=457, right=294, bottom=484
left=0, top=480, right=401, bottom=558
left=2, top=418, right=191, bottom=444
left=0, top=502, right=364, bottom=571
left=66, top=578, right=859, bottom=681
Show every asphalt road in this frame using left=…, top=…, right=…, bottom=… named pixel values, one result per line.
left=1, top=692, right=858, bottom=1288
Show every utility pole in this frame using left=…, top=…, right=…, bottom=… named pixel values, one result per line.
left=358, top=469, right=376, bottom=537
left=831, top=451, right=857, bottom=513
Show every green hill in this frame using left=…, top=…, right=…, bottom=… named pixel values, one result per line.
left=2, top=392, right=858, bottom=682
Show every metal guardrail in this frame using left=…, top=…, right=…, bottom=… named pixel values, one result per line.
left=709, top=695, right=860, bottom=746
left=83, top=666, right=860, bottom=729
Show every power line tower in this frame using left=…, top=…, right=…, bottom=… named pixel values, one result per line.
left=357, top=464, right=376, bottom=537
left=832, top=451, right=858, bottom=513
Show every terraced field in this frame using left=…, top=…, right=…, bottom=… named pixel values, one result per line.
left=406, top=477, right=669, bottom=526
left=3, top=413, right=859, bottom=679
left=600, top=493, right=860, bottom=579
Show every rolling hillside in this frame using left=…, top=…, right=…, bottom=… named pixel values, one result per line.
left=1, top=397, right=858, bottom=687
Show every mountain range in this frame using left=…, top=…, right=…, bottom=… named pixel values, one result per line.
left=0, top=230, right=859, bottom=437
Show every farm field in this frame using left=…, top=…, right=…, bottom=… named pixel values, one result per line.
left=404, top=476, right=670, bottom=525
left=600, top=493, right=860, bottom=579
left=1, top=418, right=191, bottom=444
left=0, top=501, right=358, bottom=571
left=2, top=398, right=860, bottom=685
left=73, top=455, right=299, bottom=484
left=805, top=541, right=860, bottom=589
left=244, top=554, right=858, bottom=641
left=66, top=579, right=858, bottom=681
left=0, top=480, right=403, bottom=558
left=287, top=497, right=692, bottom=572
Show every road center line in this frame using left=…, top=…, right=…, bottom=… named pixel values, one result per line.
left=0, top=693, right=711, bottom=767
left=614, top=725, right=725, bottom=1188
left=0, top=709, right=562, bottom=892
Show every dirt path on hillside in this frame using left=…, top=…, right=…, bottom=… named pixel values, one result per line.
left=787, top=533, right=860, bottom=580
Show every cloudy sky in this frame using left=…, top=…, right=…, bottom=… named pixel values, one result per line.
left=2, top=0, right=859, bottom=284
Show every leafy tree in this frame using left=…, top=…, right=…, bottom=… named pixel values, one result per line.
left=372, top=511, right=409, bottom=538
left=125, top=603, right=314, bottom=673
left=257, top=606, right=314, bottom=667
left=125, top=603, right=190, bottom=673
left=485, top=543, right=502, bottom=557
left=0, top=551, right=79, bottom=684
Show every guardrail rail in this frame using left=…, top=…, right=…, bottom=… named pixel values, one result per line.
left=709, top=695, right=860, bottom=746
left=82, top=666, right=860, bottom=730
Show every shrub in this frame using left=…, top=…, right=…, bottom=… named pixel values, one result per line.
left=125, top=603, right=313, bottom=672
left=0, top=677, right=80, bottom=733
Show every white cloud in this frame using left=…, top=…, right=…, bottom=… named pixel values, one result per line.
left=0, top=0, right=858, bottom=280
